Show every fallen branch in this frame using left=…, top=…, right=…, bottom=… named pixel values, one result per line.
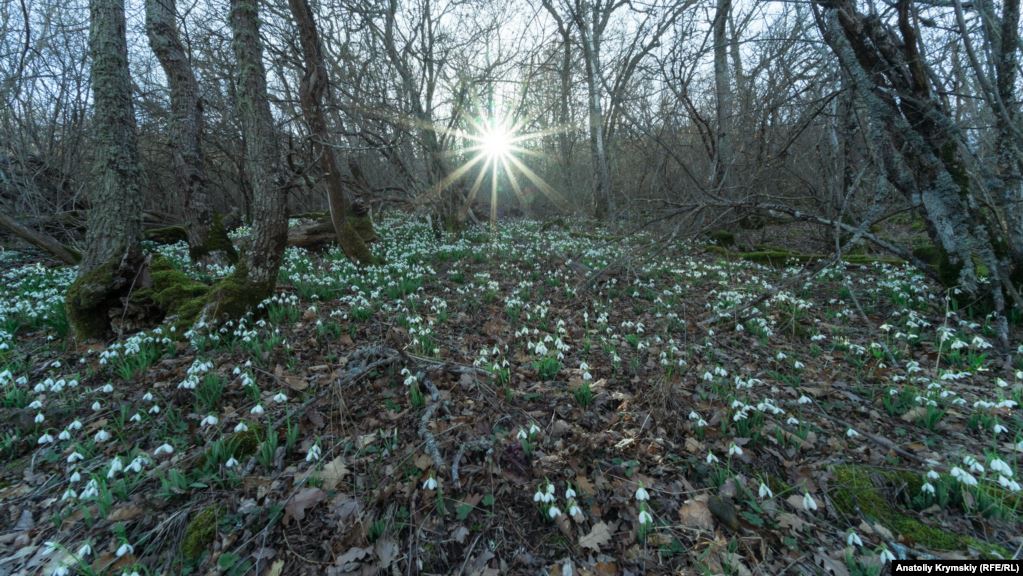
left=0, top=211, right=79, bottom=264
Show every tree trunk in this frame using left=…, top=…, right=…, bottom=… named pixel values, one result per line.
left=712, top=0, right=733, bottom=193
left=287, top=0, right=375, bottom=264
left=65, top=0, right=144, bottom=340
left=144, top=0, right=222, bottom=260
left=812, top=0, right=1017, bottom=349
left=581, top=12, right=612, bottom=220
left=0, top=211, right=80, bottom=264
left=204, top=0, right=289, bottom=319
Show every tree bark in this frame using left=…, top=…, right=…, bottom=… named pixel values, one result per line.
left=224, top=0, right=288, bottom=293
left=712, top=0, right=733, bottom=193
left=287, top=0, right=375, bottom=264
left=144, top=0, right=214, bottom=257
left=65, top=0, right=144, bottom=340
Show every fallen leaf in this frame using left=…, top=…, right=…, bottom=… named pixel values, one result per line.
left=335, top=546, right=370, bottom=570
left=320, top=457, right=349, bottom=491
left=265, top=559, right=284, bottom=576
left=579, top=521, right=612, bottom=551
left=285, top=374, right=308, bottom=391
left=375, top=537, right=398, bottom=568
left=777, top=512, right=808, bottom=531
left=678, top=498, right=715, bottom=532
left=285, top=487, right=325, bottom=523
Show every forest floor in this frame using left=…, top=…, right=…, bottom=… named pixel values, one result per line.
left=0, top=215, right=1021, bottom=576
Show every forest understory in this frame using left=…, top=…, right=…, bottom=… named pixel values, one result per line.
left=0, top=215, right=1020, bottom=575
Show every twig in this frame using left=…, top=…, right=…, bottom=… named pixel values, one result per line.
left=451, top=439, right=493, bottom=489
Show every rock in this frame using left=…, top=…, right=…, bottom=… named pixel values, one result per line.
left=551, top=419, right=572, bottom=439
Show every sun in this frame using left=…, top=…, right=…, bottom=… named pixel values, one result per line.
left=479, top=119, right=513, bottom=160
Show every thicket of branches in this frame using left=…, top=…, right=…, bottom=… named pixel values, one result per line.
left=0, top=0, right=1020, bottom=343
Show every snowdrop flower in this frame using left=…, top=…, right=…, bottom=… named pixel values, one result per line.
left=793, top=360, right=804, bottom=370
left=786, top=417, right=800, bottom=426
left=529, top=423, right=541, bottom=436
left=149, top=404, right=161, bottom=414
left=34, top=412, right=45, bottom=424
left=926, top=469, right=940, bottom=480
left=306, top=444, right=321, bottom=463
left=879, top=547, right=896, bottom=563
left=635, top=485, right=650, bottom=501
left=115, top=543, right=133, bottom=558
left=234, top=422, right=248, bottom=433
left=847, top=531, right=863, bottom=547
left=993, top=423, right=1008, bottom=435
left=69, top=420, right=83, bottom=431
left=921, top=482, right=936, bottom=495
left=273, top=392, right=288, bottom=403
left=69, top=471, right=81, bottom=483
left=67, top=451, right=84, bottom=463
left=225, top=457, right=239, bottom=469
left=990, top=458, right=1013, bottom=477
left=950, top=466, right=978, bottom=486
left=802, top=492, right=818, bottom=511
left=153, top=443, right=174, bottom=456
left=51, top=566, right=69, bottom=576
left=61, top=488, right=77, bottom=501
left=797, top=395, right=812, bottom=405
left=758, top=483, right=773, bottom=499
left=129, top=413, right=141, bottom=423
left=963, top=456, right=984, bottom=474
left=94, top=429, right=111, bottom=443
left=568, top=500, right=582, bottom=517
left=107, top=457, right=123, bottom=479
left=91, top=401, right=101, bottom=411
left=547, top=506, right=562, bottom=519
left=76, top=543, right=92, bottom=557
left=517, top=428, right=528, bottom=440
left=846, top=428, right=859, bottom=438
left=706, top=452, right=719, bottom=464
left=200, top=414, right=218, bottom=427
left=565, top=486, right=577, bottom=500
left=637, top=510, right=653, bottom=525
left=728, top=443, right=743, bottom=457
left=142, top=392, right=153, bottom=402
left=998, top=476, right=1021, bottom=492
left=38, top=433, right=54, bottom=444
left=250, top=404, right=265, bottom=416
left=126, top=457, right=145, bottom=474
left=423, top=476, right=438, bottom=490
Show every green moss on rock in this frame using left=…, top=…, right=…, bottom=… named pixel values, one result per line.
left=132, top=256, right=210, bottom=333
left=349, top=215, right=377, bottom=244
left=181, top=505, right=222, bottom=561
left=831, top=465, right=1007, bottom=557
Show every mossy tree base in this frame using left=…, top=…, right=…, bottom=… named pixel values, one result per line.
left=65, top=251, right=144, bottom=340
left=189, top=213, right=238, bottom=264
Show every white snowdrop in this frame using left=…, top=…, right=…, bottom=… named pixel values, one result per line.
left=94, top=429, right=111, bottom=443
left=758, top=483, right=773, bottom=499
left=423, top=476, right=438, bottom=490
left=635, top=485, right=650, bottom=501
left=234, top=422, right=248, bottom=433
left=153, top=443, right=174, bottom=456
left=847, top=531, right=863, bottom=547
left=115, top=543, right=133, bottom=558
left=273, top=392, right=288, bottom=403
left=638, top=509, right=653, bottom=525
left=802, top=492, right=818, bottom=511
left=250, top=404, right=265, bottom=416
left=200, top=414, right=219, bottom=427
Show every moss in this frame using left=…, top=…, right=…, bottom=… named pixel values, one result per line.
left=132, top=256, right=210, bottom=333
left=228, top=428, right=260, bottom=457
left=190, top=213, right=238, bottom=264
left=65, top=259, right=118, bottom=340
left=831, top=465, right=1008, bottom=557
left=337, top=220, right=380, bottom=266
left=201, top=266, right=273, bottom=321
left=707, top=230, right=736, bottom=247
left=349, top=215, right=378, bottom=244
left=145, top=226, right=189, bottom=245
left=181, top=505, right=222, bottom=561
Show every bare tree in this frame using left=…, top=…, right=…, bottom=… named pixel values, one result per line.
left=65, top=0, right=144, bottom=339
left=286, top=0, right=376, bottom=264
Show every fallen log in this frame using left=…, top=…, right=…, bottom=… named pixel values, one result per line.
left=0, top=211, right=80, bottom=264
